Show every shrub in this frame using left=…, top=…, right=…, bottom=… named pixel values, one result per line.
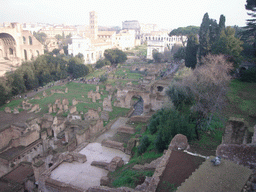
left=137, top=136, right=150, bottom=155
left=166, top=82, right=194, bottom=109
left=99, top=74, right=108, bottom=82
left=95, top=59, right=111, bottom=69
left=148, top=108, right=196, bottom=152
left=240, top=68, right=256, bottom=83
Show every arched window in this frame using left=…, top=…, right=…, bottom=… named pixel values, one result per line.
left=24, top=49, right=27, bottom=60
left=9, top=48, right=13, bottom=55
left=29, top=36, right=32, bottom=45
left=23, top=36, right=26, bottom=44
left=36, top=50, right=39, bottom=56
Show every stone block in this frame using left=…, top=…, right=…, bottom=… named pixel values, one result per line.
left=29, top=104, right=40, bottom=113
left=222, top=118, right=248, bottom=144
left=63, top=104, right=68, bottom=112
left=55, top=99, right=61, bottom=105
left=125, top=138, right=138, bottom=155
left=168, top=134, right=190, bottom=151
left=62, top=98, right=69, bottom=105
left=101, top=140, right=124, bottom=152
left=117, top=126, right=136, bottom=134
left=72, top=98, right=78, bottom=106
left=70, top=106, right=77, bottom=114
left=13, top=107, right=19, bottom=114
left=43, top=91, right=47, bottom=97
left=106, top=84, right=113, bottom=92
left=107, top=156, right=124, bottom=172
left=48, top=104, right=52, bottom=113
left=100, top=176, right=110, bottom=186
left=130, top=116, right=150, bottom=123
left=101, top=111, right=109, bottom=121
left=103, top=97, right=112, bottom=112
left=91, top=161, right=108, bottom=170
left=57, top=109, right=63, bottom=115
left=22, top=100, right=32, bottom=110
left=4, top=107, right=11, bottom=113
left=52, top=104, right=57, bottom=113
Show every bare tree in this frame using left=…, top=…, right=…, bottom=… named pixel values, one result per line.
left=184, top=54, right=233, bottom=128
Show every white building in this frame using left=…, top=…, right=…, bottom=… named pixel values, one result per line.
left=144, top=31, right=187, bottom=59
left=68, top=35, right=112, bottom=64
left=114, top=30, right=136, bottom=51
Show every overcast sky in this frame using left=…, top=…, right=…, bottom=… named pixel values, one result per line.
left=0, top=0, right=250, bottom=29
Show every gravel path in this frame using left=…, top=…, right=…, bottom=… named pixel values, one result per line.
left=95, top=117, right=129, bottom=143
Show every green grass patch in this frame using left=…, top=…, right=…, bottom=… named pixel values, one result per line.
left=108, top=107, right=130, bottom=120
left=224, top=79, right=256, bottom=131
left=0, top=99, right=23, bottom=111
left=86, top=68, right=107, bottom=79
left=111, top=169, right=154, bottom=188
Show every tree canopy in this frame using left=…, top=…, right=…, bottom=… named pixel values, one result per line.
left=33, top=32, right=47, bottom=44
left=212, top=27, right=243, bottom=66
left=104, top=49, right=127, bottom=65
left=169, top=26, right=200, bottom=36
left=241, top=0, right=256, bottom=57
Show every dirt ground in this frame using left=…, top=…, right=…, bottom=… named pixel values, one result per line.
left=156, top=150, right=205, bottom=192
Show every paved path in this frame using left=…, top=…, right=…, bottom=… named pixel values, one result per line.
left=96, top=117, right=129, bottom=143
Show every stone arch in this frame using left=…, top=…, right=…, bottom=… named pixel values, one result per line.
left=0, top=33, right=16, bottom=59
left=29, top=36, right=33, bottom=45
left=157, top=86, right=164, bottom=92
left=125, top=91, right=151, bottom=113
left=0, top=49, right=3, bottom=58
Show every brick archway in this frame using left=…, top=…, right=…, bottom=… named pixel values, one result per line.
left=0, top=33, right=17, bottom=60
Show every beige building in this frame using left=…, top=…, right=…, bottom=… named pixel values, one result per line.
left=39, top=25, right=77, bottom=38
left=0, top=23, right=44, bottom=76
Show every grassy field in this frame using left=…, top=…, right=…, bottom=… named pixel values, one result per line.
left=0, top=82, right=129, bottom=121
left=224, top=79, right=256, bottom=131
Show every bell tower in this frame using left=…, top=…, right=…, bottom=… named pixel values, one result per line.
left=89, top=11, right=98, bottom=39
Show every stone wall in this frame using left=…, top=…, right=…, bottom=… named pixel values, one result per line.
left=216, top=144, right=256, bottom=168
left=0, top=127, right=21, bottom=150
left=89, top=120, right=104, bottom=137
left=222, top=118, right=249, bottom=144
left=85, top=109, right=100, bottom=121
left=76, top=129, right=90, bottom=145
left=130, top=115, right=151, bottom=123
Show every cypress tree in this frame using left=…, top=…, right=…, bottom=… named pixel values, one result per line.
left=199, top=13, right=210, bottom=61
left=185, top=34, right=199, bottom=69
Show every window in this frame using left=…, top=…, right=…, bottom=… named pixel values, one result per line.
left=29, top=36, right=32, bottom=45
left=23, top=36, right=26, bottom=44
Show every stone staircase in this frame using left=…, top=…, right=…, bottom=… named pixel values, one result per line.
left=176, top=156, right=252, bottom=192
